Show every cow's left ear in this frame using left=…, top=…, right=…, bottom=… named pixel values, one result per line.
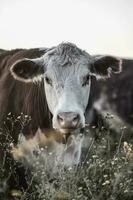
left=90, top=56, right=122, bottom=78
left=10, top=57, right=45, bottom=83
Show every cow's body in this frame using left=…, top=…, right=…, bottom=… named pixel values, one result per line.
left=88, top=59, right=133, bottom=135
left=0, top=48, right=52, bottom=142
left=0, top=49, right=7, bottom=54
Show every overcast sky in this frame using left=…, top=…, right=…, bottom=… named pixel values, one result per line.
left=0, top=0, right=133, bottom=57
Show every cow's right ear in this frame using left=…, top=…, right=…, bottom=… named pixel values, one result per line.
left=10, top=58, right=45, bottom=83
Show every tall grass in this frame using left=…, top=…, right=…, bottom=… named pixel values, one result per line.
left=0, top=114, right=133, bottom=200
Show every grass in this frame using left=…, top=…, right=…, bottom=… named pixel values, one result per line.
left=0, top=114, right=133, bottom=200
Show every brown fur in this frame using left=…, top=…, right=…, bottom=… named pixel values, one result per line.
left=0, top=48, right=52, bottom=143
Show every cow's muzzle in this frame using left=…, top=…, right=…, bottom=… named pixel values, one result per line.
left=57, top=112, right=80, bottom=132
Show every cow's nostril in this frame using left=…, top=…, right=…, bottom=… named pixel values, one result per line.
left=72, top=114, right=80, bottom=126
left=57, top=114, right=64, bottom=122
left=73, top=115, right=79, bottom=122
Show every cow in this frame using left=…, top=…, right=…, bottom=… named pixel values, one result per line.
left=0, top=43, right=122, bottom=195
left=87, top=58, right=133, bottom=142
left=0, top=43, right=121, bottom=136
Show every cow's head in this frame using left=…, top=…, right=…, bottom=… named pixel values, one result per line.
left=11, top=43, right=122, bottom=134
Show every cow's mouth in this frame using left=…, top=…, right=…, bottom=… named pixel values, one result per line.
left=57, top=127, right=83, bottom=142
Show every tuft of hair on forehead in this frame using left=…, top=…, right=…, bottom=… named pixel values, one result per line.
left=56, top=42, right=84, bottom=56
left=53, top=42, right=86, bottom=66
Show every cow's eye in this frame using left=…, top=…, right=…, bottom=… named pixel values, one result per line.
left=82, top=74, right=90, bottom=87
left=45, top=76, right=52, bottom=86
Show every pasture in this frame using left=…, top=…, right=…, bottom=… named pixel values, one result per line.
left=0, top=114, right=133, bottom=200
left=0, top=0, right=133, bottom=199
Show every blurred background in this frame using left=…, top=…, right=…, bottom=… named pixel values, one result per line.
left=0, top=0, right=133, bottom=57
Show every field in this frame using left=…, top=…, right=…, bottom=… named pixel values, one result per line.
left=0, top=115, right=133, bottom=200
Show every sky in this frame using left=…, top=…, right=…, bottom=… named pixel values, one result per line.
left=0, top=0, right=133, bottom=57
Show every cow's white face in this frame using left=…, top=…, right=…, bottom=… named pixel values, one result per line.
left=43, top=52, right=91, bottom=133
left=11, top=43, right=122, bottom=134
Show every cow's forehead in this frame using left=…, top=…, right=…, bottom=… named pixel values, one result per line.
left=44, top=57, right=90, bottom=81
left=44, top=53, right=91, bottom=78
left=43, top=43, right=92, bottom=69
